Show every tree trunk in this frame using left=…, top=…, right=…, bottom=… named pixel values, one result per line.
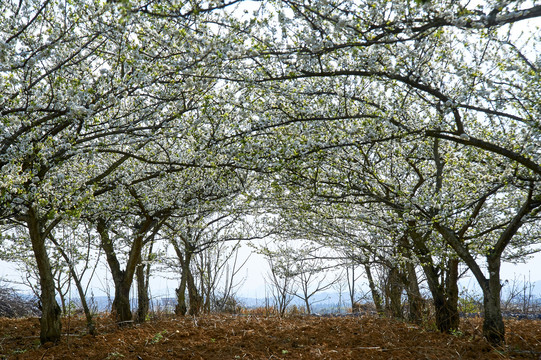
left=112, top=281, right=132, bottom=325
left=364, top=264, right=384, bottom=314
left=57, top=279, right=67, bottom=316
left=97, top=219, right=132, bottom=324
left=434, top=223, right=508, bottom=344
left=187, top=268, right=202, bottom=316
left=398, top=233, right=424, bottom=324
left=304, top=298, right=311, bottom=314
left=422, top=267, right=460, bottom=333
left=173, top=246, right=191, bottom=316
left=172, top=240, right=202, bottom=316
left=386, top=267, right=403, bottom=319
left=405, top=262, right=423, bottom=324
left=427, top=259, right=459, bottom=333
left=410, top=226, right=459, bottom=333
left=347, top=265, right=356, bottom=311
left=78, top=287, right=97, bottom=336
left=445, top=258, right=460, bottom=331
left=175, top=268, right=188, bottom=316
left=482, top=257, right=505, bottom=344
left=135, top=263, right=149, bottom=323
left=97, top=218, right=155, bottom=325
left=27, top=208, right=62, bottom=344
left=136, top=240, right=154, bottom=323
left=200, top=266, right=211, bottom=314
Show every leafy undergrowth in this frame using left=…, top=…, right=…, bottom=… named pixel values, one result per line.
left=0, top=314, right=540, bottom=359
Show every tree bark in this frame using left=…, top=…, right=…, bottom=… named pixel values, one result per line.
left=97, top=217, right=155, bottom=325
left=175, top=285, right=188, bottom=316
left=424, top=262, right=460, bottom=333
left=428, top=259, right=460, bottom=334
left=175, top=268, right=188, bottom=316
left=97, top=219, right=132, bottom=324
left=435, top=223, right=506, bottom=343
left=112, top=281, right=132, bottom=325
left=423, top=260, right=460, bottom=333
left=386, top=266, right=403, bottom=319
left=135, top=263, right=150, bottom=323
left=172, top=239, right=202, bottom=316
left=173, top=242, right=190, bottom=315
left=77, top=285, right=97, bottom=336
left=433, top=187, right=539, bottom=344
left=405, top=261, right=423, bottom=324
left=27, top=207, right=62, bottom=344
left=410, top=226, right=459, bottom=332
left=136, top=240, right=154, bottom=323
left=364, top=264, right=384, bottom=314
left=398, top=234, right=424, bottom=324
left=483, top=256, right=505, bottom=344
left=445, top=258, right=460, bottom=330
left=303, top=297, right=311, bottom=314
left=187, top=266, right=202, bottom=316
left=346, top=264, right=356, bottom=311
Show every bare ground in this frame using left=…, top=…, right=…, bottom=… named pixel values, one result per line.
left=0, top=314, right=540, bottom=359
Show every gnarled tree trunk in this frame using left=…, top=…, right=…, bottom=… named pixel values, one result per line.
left=410, top=225, right=459, bottom=333
left=435, top=223, right=507, bottom=344
left=424, top=259, right=460, bottom=333
left=97, top=217, right=155, bottom=326
left=112, top=280, right=132, bottom=325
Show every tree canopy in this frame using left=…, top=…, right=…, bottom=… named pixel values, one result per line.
left=1, top=0, right=540, bottom=346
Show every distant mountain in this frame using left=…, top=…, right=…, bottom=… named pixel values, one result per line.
left=65, top=283, right=541, bottom=315
left=75, top=293, right=351, bottom=314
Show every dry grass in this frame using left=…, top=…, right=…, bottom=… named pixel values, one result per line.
left=0, top=313, right=539, bottom=359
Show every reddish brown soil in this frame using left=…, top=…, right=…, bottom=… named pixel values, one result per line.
left=0, top=314, right=539, bottom=359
